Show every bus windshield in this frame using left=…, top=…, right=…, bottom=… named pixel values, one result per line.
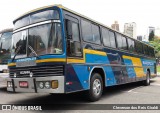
left=11, top=23, right=63, bottom=58
left=0, top=32, right=12, bottom=64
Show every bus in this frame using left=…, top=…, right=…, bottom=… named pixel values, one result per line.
left=0, top=28, right=13, bottom=86
left=7, top=5, right=156, bottom=101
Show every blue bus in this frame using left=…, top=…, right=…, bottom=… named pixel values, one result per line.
left=7, top=5, right=156, bottom=101
left=0, top=29, right=12, bottom=86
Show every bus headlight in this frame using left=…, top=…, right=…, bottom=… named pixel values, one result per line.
left=7, top=81, right=12, bottom=87
left=10, top=82, right=13, bottom=87
left=37, top=81, right=58, bottom=89
left=14, top=73, right=17, bottom=78
left=45, top=82, right=50, bottom=89
left=39, top=82, right=44, bottom=89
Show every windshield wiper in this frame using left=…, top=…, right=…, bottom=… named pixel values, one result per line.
left=28, top=45, right=41, bottom=59
left=11, top=45, right=22, bottom=62
left=11, top=45, right=41, bottom=62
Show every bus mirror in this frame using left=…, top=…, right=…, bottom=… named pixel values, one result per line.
left=69, top=41, right=82, bottom=56
left=66, top=20, right=72, bottom=39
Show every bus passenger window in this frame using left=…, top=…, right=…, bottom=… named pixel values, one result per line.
left=102, top=28, right=111, bottom=47
left=116, top=33, right=122, bottom=49
left=121, top=36, right=127, bottom=50
left=81, top=20, right=100, bottom=44
left=91, top=24, right=100, bottom=44
left=149, top=47, right=155, bottom=57
left=108, top=31, right=116, bottom=48
left=143, top=45, right=149, bottom=56
left=135, top=41, right=143, bottom=54
left=127, top=38, right=135, bottom=52
left=81, top=20, right=92, bottom=42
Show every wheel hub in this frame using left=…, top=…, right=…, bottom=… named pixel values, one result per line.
left=93, top=79, right=101, bottom=96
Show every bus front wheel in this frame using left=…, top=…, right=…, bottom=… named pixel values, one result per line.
left=87, top=73, right=103, bottom=101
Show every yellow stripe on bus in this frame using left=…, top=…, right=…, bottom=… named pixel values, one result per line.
left=84, top=49, right=107, bottom=56
left=67, top=58, right=85, bottom=63
left=8, top=63, right=16, bottom=66
left=36, top=58, right=66, bottom=63
left=67, top=49, right=107, bottom=63
left=123, top=55, right=145, bottom=77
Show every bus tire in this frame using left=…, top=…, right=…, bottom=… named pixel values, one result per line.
left=143, top=71, right=150, bottom=86
left=88, top=73, right=103, bottom=101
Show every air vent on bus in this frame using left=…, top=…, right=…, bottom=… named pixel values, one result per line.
left=9, top=65, right=64, bottom=78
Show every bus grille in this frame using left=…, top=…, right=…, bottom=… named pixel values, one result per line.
left=9, top=65, right=64, bottom=78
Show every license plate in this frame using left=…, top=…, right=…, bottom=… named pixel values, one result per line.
left=19, top=81, right=28, bottom=88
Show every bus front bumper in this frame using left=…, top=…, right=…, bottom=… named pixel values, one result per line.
left=7, top=76, right=64, bottom=93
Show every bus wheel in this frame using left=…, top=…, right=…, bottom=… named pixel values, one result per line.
left=143, top=71, right=150, bottom=86
left=88, top=73, right=103, bottom=101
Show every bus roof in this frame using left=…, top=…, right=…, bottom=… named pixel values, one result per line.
left=14, top=4, right=154, bottom=48
left=0, top=28, right=13, bottom=34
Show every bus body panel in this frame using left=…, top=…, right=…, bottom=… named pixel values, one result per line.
left=65, top=47, right=156, bottom=93
left=7, top=5, right=157, bottom=95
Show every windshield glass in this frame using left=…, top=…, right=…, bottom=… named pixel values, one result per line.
left=14, top=10, right=59, bottom=30
left=0, top=32, right=12, bottom=64
left=30, top=10, right=59, bottom=24
left=11, top=23, right=63, bottom=58
left=28, top=24, right=52, bottom=56
left=11, top=30, right=27, bottom=58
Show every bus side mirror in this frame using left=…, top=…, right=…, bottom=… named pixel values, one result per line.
left=68, top=41, right=82, bottom=57
left=66, top=20, right=72, bottom=39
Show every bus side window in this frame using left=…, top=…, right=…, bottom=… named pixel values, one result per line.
left=143, top=45, right=149, bottom=56
left=66, top=19, right=82, bottom=57
left=135, top=41, right=143, bottom=54
left=116, top=33, right=122, bottom=49
left=102, top=27, right=111, bottom=47
left=81, top=19, right=101, bottom=45
left=121, top=36, right=127, bottom=50
left=149, top=47, right=155, bottom=57
left=127, top=38, right=135, bottom=52
left=108, top=31, right=116, bottom=48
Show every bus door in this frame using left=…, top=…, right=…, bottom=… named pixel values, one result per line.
left=65, top=15, right=84, bottom=92
left=65, top=15, right=83, bottom=59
